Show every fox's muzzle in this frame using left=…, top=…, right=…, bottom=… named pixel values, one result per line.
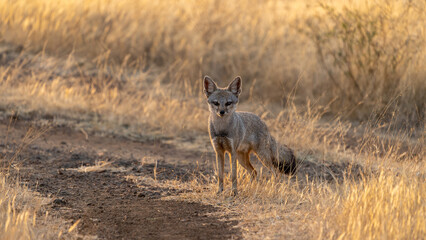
left=219, top=110, right=225, bottom=116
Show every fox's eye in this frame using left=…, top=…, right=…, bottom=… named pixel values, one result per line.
left=225, top=101, right=232, bottom=106
left=212, top=101, right=219, bottom=106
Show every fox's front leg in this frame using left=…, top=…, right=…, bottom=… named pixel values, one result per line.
left=216, top=149, right=225, bottom=194
left=231, top=151, right=238, bottom=196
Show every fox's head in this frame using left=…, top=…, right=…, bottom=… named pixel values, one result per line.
left=203, top=76, right=241, bottom=118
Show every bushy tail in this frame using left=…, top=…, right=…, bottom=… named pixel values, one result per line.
left=269, top=135, right=297, bottom=175
left=258, top=135, right=297, bottom=175
left=274, top=144, right=297, bottom=175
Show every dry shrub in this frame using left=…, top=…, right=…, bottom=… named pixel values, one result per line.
left=305, top=1, right=425, bottom=125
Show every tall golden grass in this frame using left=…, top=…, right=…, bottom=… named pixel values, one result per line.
left=320, top=172, right=425, bottom=239
left=0, top=0, right=424, bottom=129
left=0, top=174, right=74, bottom=239
left=0, top=176, right=37, bottom=240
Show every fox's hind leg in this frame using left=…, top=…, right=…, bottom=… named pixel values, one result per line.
left=254, top=148, right=279, bottom=178
left=237, top=151, right=257, bottom=180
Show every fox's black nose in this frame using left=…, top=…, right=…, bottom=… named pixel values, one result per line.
left=220, top=110, right=225, bottom=115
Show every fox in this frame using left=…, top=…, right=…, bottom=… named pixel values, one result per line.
left=203, top=75, right=297, bottom=196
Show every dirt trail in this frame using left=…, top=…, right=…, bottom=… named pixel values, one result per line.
left=0, top=118, right=241, bottom=239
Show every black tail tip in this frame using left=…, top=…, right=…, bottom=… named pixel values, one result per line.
left=278, top=154, right=297, bottom=175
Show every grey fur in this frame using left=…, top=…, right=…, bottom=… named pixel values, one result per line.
left=203, top=76, right=297, bottom=196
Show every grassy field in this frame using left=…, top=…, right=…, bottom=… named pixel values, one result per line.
left=0, top=0, right=424, bottom=239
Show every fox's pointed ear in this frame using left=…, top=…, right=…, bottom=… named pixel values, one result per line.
left=203, top=76, right=217, bottom=97
left=227, top=76, right=242, bottom=96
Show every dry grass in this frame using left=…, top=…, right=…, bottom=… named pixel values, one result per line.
left=317, top=172, right=425, bottom=239
left=0, top=175, right=39, bottom=240
left=0, top=0, right=424, bottom=239
left=0, top=173, right=84, bottom=240
left=0, top=50, right=206, bottom=136
left=0, top=0, right=424, bottom=130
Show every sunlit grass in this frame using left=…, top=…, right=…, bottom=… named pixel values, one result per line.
left=0, top=0, right=424, bottom=127
left=0, top=176, right=37, bottom=240
left=327, top=173, right=425, bottom=240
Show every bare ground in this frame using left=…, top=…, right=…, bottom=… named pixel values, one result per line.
left=0, top=117, right=241, bottom=239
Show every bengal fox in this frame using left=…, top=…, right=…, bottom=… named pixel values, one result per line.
left=203, top=76, right=297, bottom=196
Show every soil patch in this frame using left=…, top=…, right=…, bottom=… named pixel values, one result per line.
left=0, top=119, right=240, bottom=239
